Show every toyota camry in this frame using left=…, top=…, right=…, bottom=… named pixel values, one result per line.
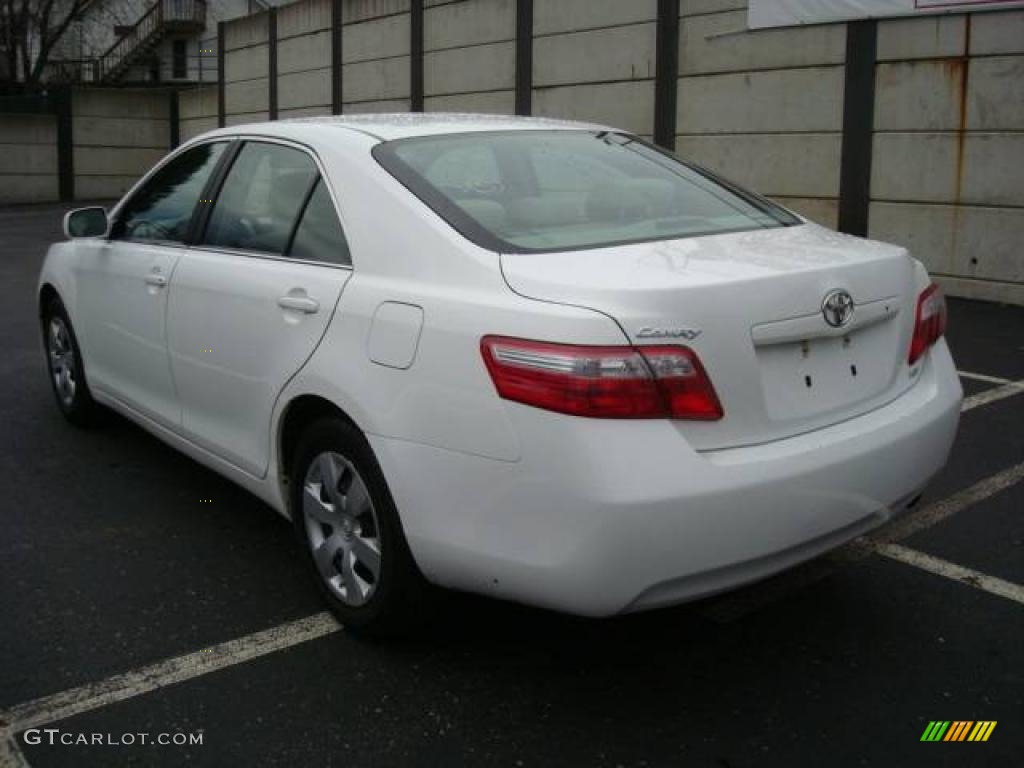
left=38, top=114, right=962, bottom=634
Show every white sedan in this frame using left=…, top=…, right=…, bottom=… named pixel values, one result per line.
left=39, top=115, right=962, bottom=634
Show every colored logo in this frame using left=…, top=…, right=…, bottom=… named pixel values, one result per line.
left=920, top=721, right=997, bottom=742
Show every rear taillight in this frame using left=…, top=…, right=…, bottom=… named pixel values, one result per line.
left=480, top=336, right=723, bottom=420
left=908, top=283, right=947, bottom=365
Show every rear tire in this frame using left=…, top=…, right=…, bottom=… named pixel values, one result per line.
left=41, top=296, right=102, bottom=427
left=290, top=418, right=429, bottom=638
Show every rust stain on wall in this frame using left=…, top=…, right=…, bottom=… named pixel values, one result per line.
left=941, top=15, right=971, bottom=274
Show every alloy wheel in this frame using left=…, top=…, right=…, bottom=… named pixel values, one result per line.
left=47, top=317, right=77, bottom=407
left=302, top=451, right=383, bottom=607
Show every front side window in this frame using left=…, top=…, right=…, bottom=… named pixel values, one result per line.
left=117, top=141, right=226, bottom=244
left=204, top=142, right=318, bottom=255
left=287, top=179, right=350, bottom=265
left=373, top=131, right=799, bottom=253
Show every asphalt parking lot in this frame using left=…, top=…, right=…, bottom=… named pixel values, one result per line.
left=1, top=202, right=1021, bottom=768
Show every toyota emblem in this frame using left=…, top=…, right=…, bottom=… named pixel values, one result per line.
left=822, top=289, right=855, bottom=328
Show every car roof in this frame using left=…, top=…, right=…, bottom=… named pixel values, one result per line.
left=200, top=112, right=610, bottom=144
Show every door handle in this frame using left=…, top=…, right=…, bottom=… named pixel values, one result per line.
left=277, top=295, right=320, bottom=314
left=144, top=273, right=167, bottom=287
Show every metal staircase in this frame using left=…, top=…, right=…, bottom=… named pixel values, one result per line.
left=93, top=0, right=207, bottom=83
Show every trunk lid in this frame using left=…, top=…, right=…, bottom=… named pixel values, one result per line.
left=500, top=222, right=920, bottom=450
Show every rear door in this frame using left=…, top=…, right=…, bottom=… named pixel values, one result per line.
left=74, top=141, right=228, bottom=427
left=166, top=140, right=352, bottom=476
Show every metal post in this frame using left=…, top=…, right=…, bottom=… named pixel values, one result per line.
left=654, top=0, right=680, bottom=149
left=515, top=0, right=533, bottom=115
left=837, top=20, right=878, bottom=237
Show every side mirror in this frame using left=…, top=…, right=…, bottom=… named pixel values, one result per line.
left=63, top=207, right=109, bottom=239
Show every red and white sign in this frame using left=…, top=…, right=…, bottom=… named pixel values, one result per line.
left=749, top=0, right=1024, bottom=29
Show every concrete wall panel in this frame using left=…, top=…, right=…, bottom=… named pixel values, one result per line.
left=0, top=174, right=57, bottom=204
left=75, top=147, right=166, bottom=177
left=225, top=111, right=270, bottom=126
left=967, top=56, right=1024, bottom=131
left=279, top=68, right=332, bottom=110
left=0, top=143, right=58, bottom=175
left=225, top=77, right=270, bottom=115
left=677, top=66, right=844, bottom=134
left=676, top=133, right=841, bottom=198
left=343, top=0, right=410, bottom=25
left=680, top=0, right=747, bottom=16
left=343, top=98, right=412, bottom=113
left=876, top=15, right=966, bottom=61
left=178, top=88, right=218, bottom=121
left=534, top=0, right=656, bottom=36
left=278, top=30, right=331, bottom=74
left=970, top=9, right=1024, bottom=55
left=73, top=116, right=168, bottom=148
left=874, top=61, right=963, bottom=132
left=344, top=15, right=411, bottom=63
left=533, top=81, right=655, bottom=135
left=75, top=175, right=140, bottom=200
left=224, top=45, right=269, bottom=82
left=960, top=134, right=1024, bottom=207
left=343, top=57, right=411, bottom=102
left=180, top=117, right=219, bottom=142
left=425, top=89, right=515, bottom=114
left=425, top=0, right=514, bottom=50
left=224, top=13, right=270, bottom=50
left=870, top=201, right=1024, bottom=289
left=534, top=24, right=656, bottom=87
left=73, top=88, right=168, bottom=120
left=872, top=133, right=1024, bottom=207
left=277, top=0, right=332, bottom=39
left=0, top=113, right=56, bottom=144
left=679, top=11, right=846, bottom=75
left=771, top=196, right=839, bottom=229
left=425, top=42, right=515, bottom=95
left=279, top=105, right=333, bottom=119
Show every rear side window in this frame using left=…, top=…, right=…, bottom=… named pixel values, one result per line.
left=374, top=130, right=799, bottom=254
left=287, top=179, right=350, bottom=265
left=117, top=141, right=226, bottom=244
left=204, top=142, right=317, bottom=254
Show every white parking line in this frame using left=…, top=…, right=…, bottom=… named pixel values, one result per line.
left=4, top=467, right=1023, bottom=742
left=0, top=613, right=340, bottom=737
left=957, top=370, right=1012, bottom=385
left=874, top=543, right=1024, bottom=605
left=872, top=461, right=1024, bottom=544
left=1, top=736, right=31, bottom=768
left=961, top=380, right=1024, bottom=412
left=705, top=460, right=1024, bottom=621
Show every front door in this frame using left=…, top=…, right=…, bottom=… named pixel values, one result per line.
left=74, top=141, right=229, bottom=427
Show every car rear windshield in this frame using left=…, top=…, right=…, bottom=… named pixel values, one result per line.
left=372, top=130, right=800, bottom=254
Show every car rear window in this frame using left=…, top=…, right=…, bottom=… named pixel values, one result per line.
left=372, top=130, right=799, bottom=254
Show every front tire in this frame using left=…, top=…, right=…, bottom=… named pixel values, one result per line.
left=290, top=418, right=429, bottom=637
left=42, top=296, right=102, bottom=426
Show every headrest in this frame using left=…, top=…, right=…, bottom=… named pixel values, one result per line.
left=457, top=199, right=507, bottom=232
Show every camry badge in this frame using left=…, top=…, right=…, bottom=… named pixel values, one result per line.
left=821, top=289, right=855, bottom=328
left=636, top=327, right=702, bottom=341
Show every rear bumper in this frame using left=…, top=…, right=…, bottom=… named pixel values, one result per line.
left=371, top=341, right=962, bottom=617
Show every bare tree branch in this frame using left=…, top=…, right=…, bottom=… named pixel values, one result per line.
left=0, top=0, right=91, bottom=84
